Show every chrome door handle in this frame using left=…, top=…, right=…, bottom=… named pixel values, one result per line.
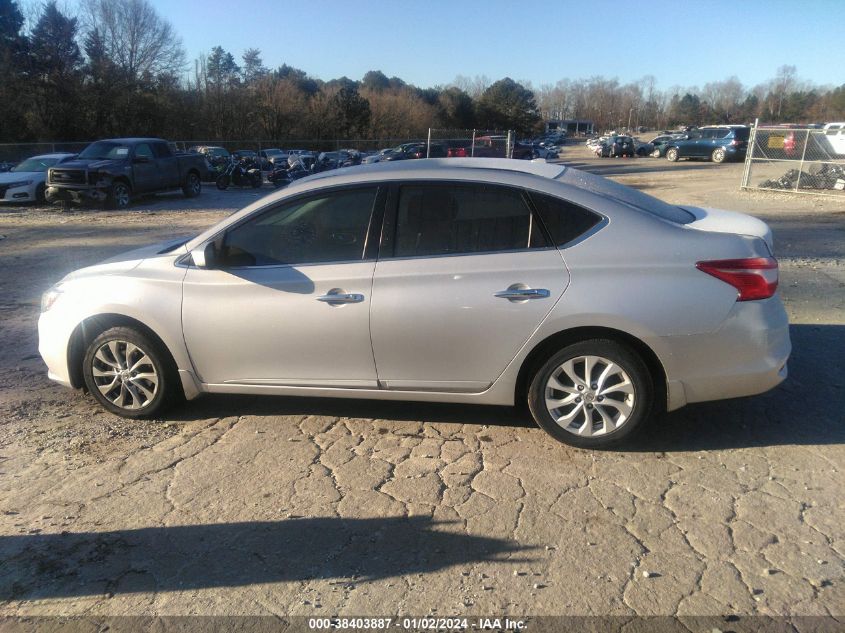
left=317, top=292, right=364, bottom=304
left=494, top=288, right=550, bottom=301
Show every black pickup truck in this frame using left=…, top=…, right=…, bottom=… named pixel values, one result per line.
left=46, top=138, right=206, bottom=209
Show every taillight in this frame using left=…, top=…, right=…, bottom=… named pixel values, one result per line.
left=696, top=257, right=778, bottom=301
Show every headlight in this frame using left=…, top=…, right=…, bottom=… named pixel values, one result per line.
left=6, top=180, right=33, bottom=188
left=41, top=285, right=63, bottom=313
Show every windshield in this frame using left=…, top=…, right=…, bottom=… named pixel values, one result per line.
left=78, top=142, right=131, bottom=160
left=559, top=168, right=695, bottom=224
left=12, top=157, right=61, bottom=172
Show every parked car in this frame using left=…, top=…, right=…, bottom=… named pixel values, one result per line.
left=381, top=143, right=427, bottom=161
left=0, top=153, right=76, bottom=203
left=641, top=134, right=687, bottom=158
left=46, top=138, right=206, bottom=209
left=665, top=126, right=750, bottom=163
left=189, top=145, right=230, bottom=165
left=596, top=135, right=635, bottom=158
left=258, top=148, right=289, bottom=170
left=38, top=158, right=789, bottom=448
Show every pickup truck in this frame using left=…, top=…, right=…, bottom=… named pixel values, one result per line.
left=46, top=137, right=206, bottom=209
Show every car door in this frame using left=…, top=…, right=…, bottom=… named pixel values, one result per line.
left=131, top=143, right=160, bottom=192
left=182, top=185, right=384, bottom=387
left=369, top=182, right=570, bottom=393
left=152, top=141, right=179, bottom=189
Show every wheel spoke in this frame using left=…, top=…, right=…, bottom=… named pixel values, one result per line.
left=545, top=392, right=578, bottom=410
left=128, top=378, right=155, bottom=400
left=92, top=366, right=116, bottom=377
left=600, top=379, right=633, bottom=397
left=575, top=407, right=593, bottom=436
left=553, top=401, right=584, bottom=425
left=594, top=404, right=616, bottom=434
left=548, top=375, right=579, bottom=394
left=559, top=360, right=584, bottom=388
left=596, top=362, right=620, bottom=392
left=128, top=353, right=151, bottom=373
left=97, top=376, right=119, bottom=395
left=95, top=348, right=120, bottom=370
left=107, top=341, right=124, bottom=369
left=600, top=397, right=632, bottom=418
left=124, top=382, right=143, bottom=408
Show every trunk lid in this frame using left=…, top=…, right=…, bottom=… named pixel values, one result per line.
left=682, top=206, right=774, bottom=254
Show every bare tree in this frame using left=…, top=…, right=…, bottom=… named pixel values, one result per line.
left=80, top=0, right=185, bottom=80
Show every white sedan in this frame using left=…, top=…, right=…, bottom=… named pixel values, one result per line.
left=0, top=153, right=76, bottom=203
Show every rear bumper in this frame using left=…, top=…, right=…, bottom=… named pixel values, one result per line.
left=660, top=296, right=790, bottom=406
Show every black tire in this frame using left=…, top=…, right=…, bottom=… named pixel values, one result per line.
left=215, top=174, right=230, bottom=190
left=182, top=171, right=201, bottom=197
left=666, top=147, right=679, bottom=162
left=527, top=339, right=654, bottom=448
left=711, top=148, right=726, bottom=163
left=82, top=326, right=181, bottom=419
left=250, top=172, right=262, bottom=188
left=650, top=148, right=661, bottom=158
left=106, top=181, right=131, bottom=209
left=35, top=183, right=46, bottom=203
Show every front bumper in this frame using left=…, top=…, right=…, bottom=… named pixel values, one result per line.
left=38, top=306, right=76, bottom=388
left=45, top=185, right=107, bottom=204
left=661, top=296, right=790, bottom=405
left=0, top=184, right=37, bottom=201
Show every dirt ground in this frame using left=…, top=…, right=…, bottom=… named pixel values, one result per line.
left=0, top=151, right=843, bottom=625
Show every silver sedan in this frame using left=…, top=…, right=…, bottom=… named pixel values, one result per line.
left=38, top=158, right=790, bottom=447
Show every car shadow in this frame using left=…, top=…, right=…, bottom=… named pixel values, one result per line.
left=169, top=324, right=843, bottom=451
left=0, top=517, right=534, bottom=600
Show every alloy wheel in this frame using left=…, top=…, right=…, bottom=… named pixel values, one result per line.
left=91, top=340, right=159, bottom=410
left=544, top=355, right=635, bottom=437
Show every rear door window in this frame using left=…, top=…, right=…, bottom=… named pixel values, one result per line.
left=394, top=183, right=547, bottom=258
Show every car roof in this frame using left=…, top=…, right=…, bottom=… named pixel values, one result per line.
left=97, top=137, right=167, bottom=144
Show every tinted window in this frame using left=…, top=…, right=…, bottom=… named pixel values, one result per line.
left=733, top=127, right=750, bottom=140
left=152, top=142, right=171, bottom=158
left=395, top=184, right=546, bottom=257
left=135, top=144, right=154, bottom=159
left=221, top=187, right=378, bottom=267
left=530, top=192, right=603, bottom=246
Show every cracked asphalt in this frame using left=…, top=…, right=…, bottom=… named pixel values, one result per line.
left=0, top=155, right=843, bottom=621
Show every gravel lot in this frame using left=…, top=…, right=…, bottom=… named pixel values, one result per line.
left=0, top=150, right=843, bottom=623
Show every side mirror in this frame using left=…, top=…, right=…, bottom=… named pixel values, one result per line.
left=191, top=242, right=218, bottom=269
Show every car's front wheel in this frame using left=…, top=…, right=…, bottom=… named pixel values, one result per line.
left=666, top=148, right=679, bottom=162
left=527, top=339, right=654, bottom=448
left=82, top=326, right=180, bottom=418
left=106, top=181, right=131, bottom=209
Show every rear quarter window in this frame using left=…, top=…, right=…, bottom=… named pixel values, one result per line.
left=530, top=192, right=603, bottom=247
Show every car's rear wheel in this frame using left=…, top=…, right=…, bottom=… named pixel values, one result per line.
left=666, top=148, right=679, bottom=162
left=82, top=326, right=180, bottom=419
left=711, top=148, right=726, bottom=163
left=182, top=172, right=201, bottom=197
left=527, top=339, right=654, bottom=448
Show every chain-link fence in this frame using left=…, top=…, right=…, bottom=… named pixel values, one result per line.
left=426, top=129, right=522, bottom=159
left=741, top=125, right=845, bottom=197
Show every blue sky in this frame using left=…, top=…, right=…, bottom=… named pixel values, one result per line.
left=143, top=0, right=843, bottom=90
